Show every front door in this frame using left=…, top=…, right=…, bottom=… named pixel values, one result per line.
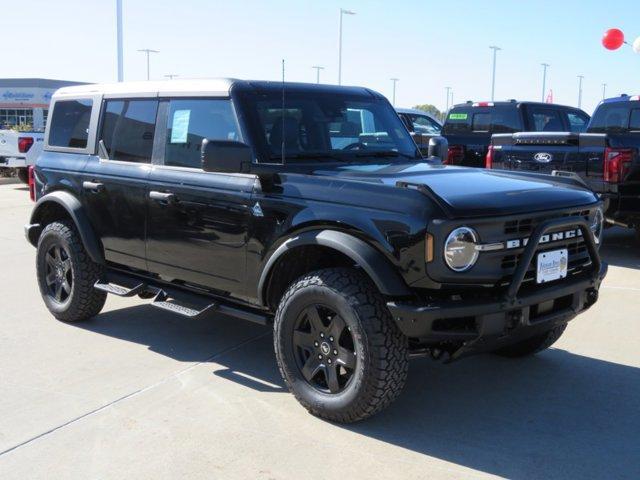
left=82, top=98, right=158, bottom=271
left=145, top=98, right=254, bottom=297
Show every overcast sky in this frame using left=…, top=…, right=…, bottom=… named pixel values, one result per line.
left=5, top=0, right=640, bottom=114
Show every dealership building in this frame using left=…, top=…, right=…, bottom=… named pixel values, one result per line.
left=0, top=78, right=87, bottom=131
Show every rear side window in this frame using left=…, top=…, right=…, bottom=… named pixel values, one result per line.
left=588, top=103, right=633, bottom=133
left=628, top=109, right=640, bottom=131
left=48, top=99, right=92, bottom=148
left=99, top=99, right=158, bottom=163
left=443, top=106, right=522, bottom=134
left=164, top=99, right=240, bottom=168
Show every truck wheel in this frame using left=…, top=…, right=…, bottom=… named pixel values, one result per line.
left=274, top=268, right=409, bottom=423
left=16, top=168, right=29, bottom=184
left=635, top=225, right=640, bottom=244
left=493, top=323, right=567, bottom=358
left=36, top=221, right=107, bottom=322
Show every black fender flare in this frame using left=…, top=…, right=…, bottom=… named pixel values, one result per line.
left=257, top=229, right=412, bottom=305
left=28, top=190, right=104, bottom=264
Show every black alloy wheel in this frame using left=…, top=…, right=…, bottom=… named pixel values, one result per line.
left=292, top=304, right=357, bottom=394
left=44, top=243, right=73, bottom=304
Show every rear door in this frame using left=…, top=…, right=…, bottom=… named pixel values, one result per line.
left=144, top=97, right=254, bottom=297
left=82, top=97, right=158, bottom=270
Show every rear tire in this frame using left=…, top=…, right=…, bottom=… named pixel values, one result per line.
left=493, top=323, right=567, bottom=358
left=274, top=268, right=409, bottom=423
left=36, top=221, right=107, bottom=322
left=16, top=168, right=29, bottom=184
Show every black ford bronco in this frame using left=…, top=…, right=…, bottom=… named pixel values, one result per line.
left=26, top=80, right=606, bottom=422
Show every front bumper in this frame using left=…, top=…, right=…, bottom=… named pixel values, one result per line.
left=388, top=215, right=607, bottom=361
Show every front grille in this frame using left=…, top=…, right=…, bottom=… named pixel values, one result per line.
left=503, top=209, right=591, bottom=235
left=497, top=209, right=593, bottom=284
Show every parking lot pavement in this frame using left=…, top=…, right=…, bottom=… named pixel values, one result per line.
left=0, top=182, right=638, bottom=480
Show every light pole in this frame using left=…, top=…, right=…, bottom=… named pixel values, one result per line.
left=449, top=90, right=454, bottom=108
left=489, top=45, right=501, bottom=101
left=138, top=49, right=159, bottom=80
left=164, top=74, right=178, bottom=80
left=116, top=0, right=123, bottom=81
left=577, top=75, right=584, bottom=109
left=312, top=66, right=324, bottom=84
left=602, top=83, right=607, bottom=100
left=541, top=63, right=549, bottom=102
left=338, top=8, right=355, bottom=85
left=445, top=86, right=452, bottom=112
left=390, top=78, right=399, bottom=106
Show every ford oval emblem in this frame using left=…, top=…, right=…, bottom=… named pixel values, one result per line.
left=534, top=152, right=553, bottom=163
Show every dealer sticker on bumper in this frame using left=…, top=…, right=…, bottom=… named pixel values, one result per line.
left=536, top=249, right=568, bottom=284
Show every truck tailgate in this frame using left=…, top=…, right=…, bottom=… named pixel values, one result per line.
left=491, top=132, right=607, bottom=183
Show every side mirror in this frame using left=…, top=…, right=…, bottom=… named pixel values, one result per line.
left=427, top=136, right=449, bottom=162
left=201, top=139, right=252, bottom=173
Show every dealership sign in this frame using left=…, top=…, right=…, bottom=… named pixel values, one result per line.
left=0, top=88, right=55, bottom=105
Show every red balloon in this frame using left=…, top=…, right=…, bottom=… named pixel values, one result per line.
left=602, top=28, right=625, bottom=50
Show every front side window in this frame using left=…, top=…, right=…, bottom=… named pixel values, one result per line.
left=48, top=99, right=92, bottom=148
left=567, top=112, right=589, bottom=133
left=409, top=114, right=441, bottom=134
left=99, top=99, right=158, bottom=163
left=239, top=91, right=417, bottom=163
left=164, top=99, right=240, bottom=168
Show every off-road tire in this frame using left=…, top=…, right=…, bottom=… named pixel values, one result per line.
left=16, top=168, right=29, bottom=184
left=635, top=225, right=640, bottom=244
left=36, top=221, right=106, bottom=322
left=274, top=267, right=409, bottom=423
left=493, top=323, right=567, bottom=358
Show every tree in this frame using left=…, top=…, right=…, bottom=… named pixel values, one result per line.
left=413, top=104, right=444, bottom=122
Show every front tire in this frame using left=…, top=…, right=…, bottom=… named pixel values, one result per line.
left=493, top=323, right=567, bottom=358
left=274, top=268, right=409, bottom=423
left=36, top=221, right=107, bottom=322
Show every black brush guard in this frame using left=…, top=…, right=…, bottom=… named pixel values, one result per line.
left=387, top=216, right=607, bottom=361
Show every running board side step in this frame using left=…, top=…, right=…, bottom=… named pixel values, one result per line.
left=94, top=281, right=147, bottom=297
left=150, top=289, right=270, bottom=324
left=94, top=270, right=270, bottom=326
left=151, top=290, right=218, bottom=319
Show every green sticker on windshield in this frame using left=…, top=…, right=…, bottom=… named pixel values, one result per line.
left=448, top=113, right=468, bottom=120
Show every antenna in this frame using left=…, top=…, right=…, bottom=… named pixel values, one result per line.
left=281, top=59, right=286, bottom=165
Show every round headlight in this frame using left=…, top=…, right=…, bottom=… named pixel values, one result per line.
left=444, top=227, right=479, bottom=272
left=591, top=208, right=604, bottom=244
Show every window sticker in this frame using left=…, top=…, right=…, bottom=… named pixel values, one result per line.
left=448, top=113, right=468, bottom=120
left=170, top=109, right=190, bottom=143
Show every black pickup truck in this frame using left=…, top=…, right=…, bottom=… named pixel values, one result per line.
left=442, top=101, right=590, bottom=168
left=26, top=80, right=606, bottom=422
left=490, top=95, right=640, bottom=239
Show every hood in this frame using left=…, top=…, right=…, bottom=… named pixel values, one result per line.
left=313, top=162, right=598, bottom=218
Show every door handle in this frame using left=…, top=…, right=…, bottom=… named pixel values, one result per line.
left=149, top=190, right=176, bottom=203
left=83, top=181, right=104, bottom=193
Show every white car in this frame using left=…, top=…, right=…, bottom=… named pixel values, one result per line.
left=0, top=129, right=45, bottom=183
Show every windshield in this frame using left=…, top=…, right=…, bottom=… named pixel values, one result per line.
left=237, top=90, right=419, bottom=163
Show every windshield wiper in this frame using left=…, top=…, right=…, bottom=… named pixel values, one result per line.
left=268, top=152, right=344, bottom=162
left=354, top=150, right=416, bottom=159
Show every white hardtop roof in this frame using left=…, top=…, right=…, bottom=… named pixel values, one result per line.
left=52, top=78, right=238, bottom=99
